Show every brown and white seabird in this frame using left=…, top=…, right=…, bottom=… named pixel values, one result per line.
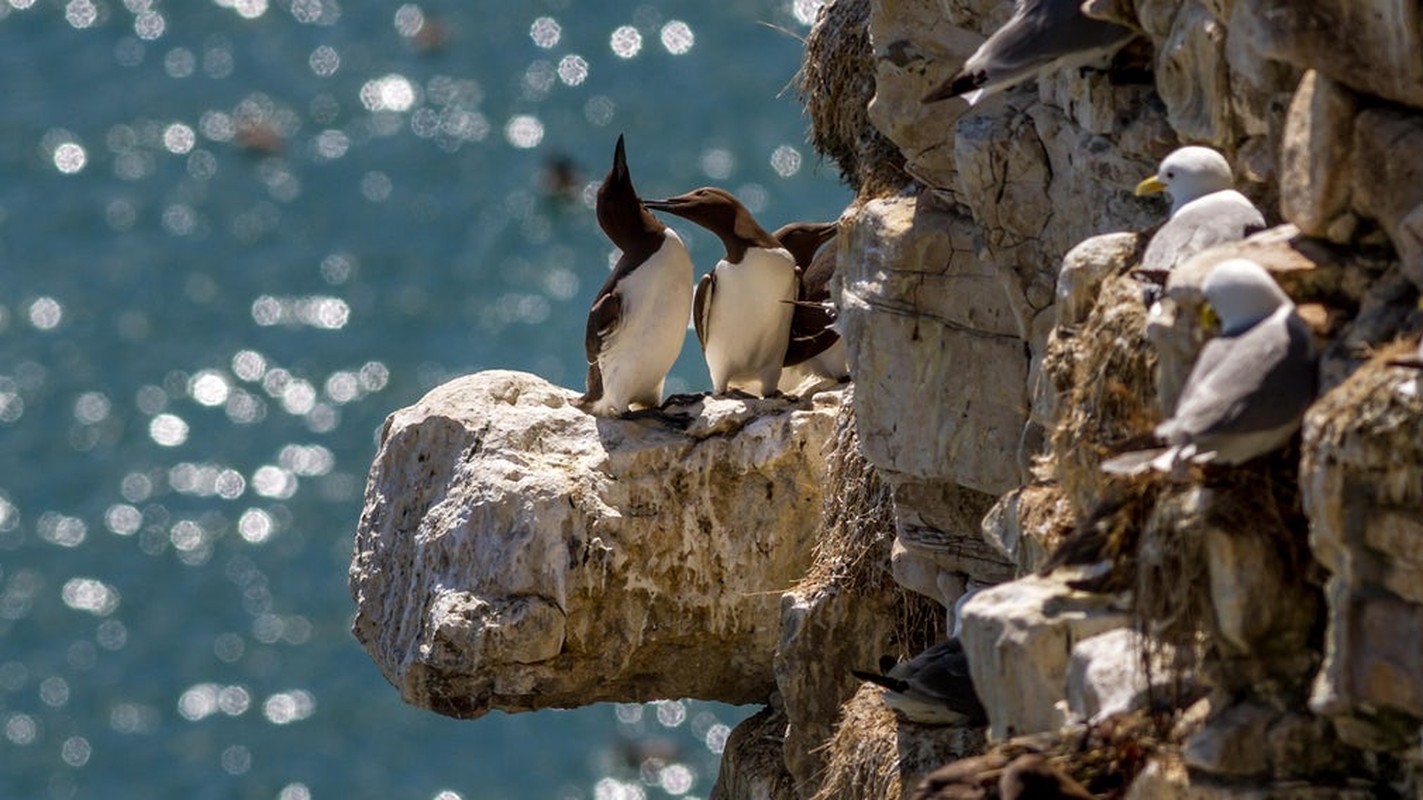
left=644, top=188, right=798, bottom=397
left=773, top=221, right=849, bottom=389
left=574, top=135, right=694, bottom=418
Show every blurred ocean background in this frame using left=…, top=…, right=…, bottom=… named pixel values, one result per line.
left=0, top=1, right=852, bottom=798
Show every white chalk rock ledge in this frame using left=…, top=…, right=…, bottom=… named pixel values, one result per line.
left=349, top=370, right=841, bottom=718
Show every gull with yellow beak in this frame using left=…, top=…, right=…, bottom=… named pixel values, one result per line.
left=1135, top=146, right=1265, bottom=273
left=1103, top=259, right=1317, bottom=476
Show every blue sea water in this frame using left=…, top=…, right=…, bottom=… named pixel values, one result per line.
left=0, top=1, right=852, bottom=798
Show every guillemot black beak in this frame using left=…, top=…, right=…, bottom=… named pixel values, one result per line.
left=804, top=222, right=838, bottom=248
left=611, top=134, right=629, bottom=183
left=642, top=198, right=683, bottom=212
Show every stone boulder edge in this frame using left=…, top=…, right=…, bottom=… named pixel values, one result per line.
left=349, top=370, right=842, bottom=718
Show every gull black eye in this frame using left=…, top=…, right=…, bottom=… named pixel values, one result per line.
left=1165, top=170, right=1175, bottom=179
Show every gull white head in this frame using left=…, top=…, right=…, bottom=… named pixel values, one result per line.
left=1202, top=258, right=1292, bottom=335
left=1136, top=146, right=1237, bottom=216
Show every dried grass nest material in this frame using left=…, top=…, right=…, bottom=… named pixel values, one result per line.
left=798, top=394, right=942, bottom=654
left=1045, top=274, right=1162, bottom=515
left=908, top=710, right=1168, bottom=800
left=812, top=688, right=987, bottom=800
left=798, top=0, right=907, bottom=198
left=799, top=390, right=899, bottom=593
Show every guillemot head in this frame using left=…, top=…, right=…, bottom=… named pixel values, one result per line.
left=596, top=134, right=665, bottom=248
left=772, top=221, right=838, bottom=269
left=645, top=187, right=780, bottom=260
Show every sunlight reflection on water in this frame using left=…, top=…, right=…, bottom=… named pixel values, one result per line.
left=0, top=1, right=849, bottom=796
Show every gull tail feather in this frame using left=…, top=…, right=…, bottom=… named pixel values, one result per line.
left=851, top=669, right=910, bottom=694
left=1100, top=447, right=1171, bottom=476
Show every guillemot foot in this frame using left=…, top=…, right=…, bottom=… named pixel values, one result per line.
left=619, top=408, right=693, bottom=429
left=660, top=392, right=708, bottom=408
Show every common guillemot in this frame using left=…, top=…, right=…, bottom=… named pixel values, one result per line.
left=573, top=135, right=694, bottom=418
left=644, top=188, right=797, bottom=397
left=773, top=221, right=848, bottom=390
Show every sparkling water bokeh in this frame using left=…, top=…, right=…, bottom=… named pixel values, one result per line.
left=0, top=1, right=850, bottom=798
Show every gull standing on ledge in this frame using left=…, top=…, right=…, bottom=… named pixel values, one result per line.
left=1103, top=259, right=1317, bottom=476
left=645, top=188, right=798, bottom=397
left=574, top=135, right=694, bottom=417
left=922, top=0, right=1135, bottom=106
left=1136, top=146, right=1266, bottom=273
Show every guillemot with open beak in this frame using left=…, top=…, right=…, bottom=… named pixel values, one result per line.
left=574, top=135, right=694, bottom=418
left=644, top=188, right=797, bottom=397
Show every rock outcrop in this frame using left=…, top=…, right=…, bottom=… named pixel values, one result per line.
left=958, top=574, right=1130, bottom=740
left=349, top=371, right=841, bottom=717
left=349, top=0, right=1423, bottom=797
left=1304, top=346, right=1423, bottom=752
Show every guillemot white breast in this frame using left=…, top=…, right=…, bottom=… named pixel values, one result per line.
left=574, top=135, right=693, bottom=418
left=644, top=188, right=797, bottom=398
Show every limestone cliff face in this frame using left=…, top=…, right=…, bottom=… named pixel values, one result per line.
left=807, top=0, right=1423, bottom=796
left=349, top=0, right=1423, bottom=797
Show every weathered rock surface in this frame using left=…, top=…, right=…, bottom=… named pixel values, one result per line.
left=711, top=706, right=797, bottom=800
left=1183, top=701, right=1358, bottom=784
left=1350, top=109, right=1423, bottom=290
left=1279, top=71, right=1356, bottom=240
left=1126, top=750, right=1375, bottom=799
left=773, top=395, right=947, bottom=790
left=959, top=574, right=1130, bottom=739
left=1055, top=232, right=1143, bottom=328
left=839, top=194, right=1029, bottom=499
left=979, top=482, right=1072, bottom=576
left=866, top=0, right=982, bottom=188
left=349, top=370, right=841, bottom=717
left=1235, top=0, right=1423, bottom=110
left=1302, top=346, right=1423, bottom=749
left=1067, top=628, right=1191, bottom=724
